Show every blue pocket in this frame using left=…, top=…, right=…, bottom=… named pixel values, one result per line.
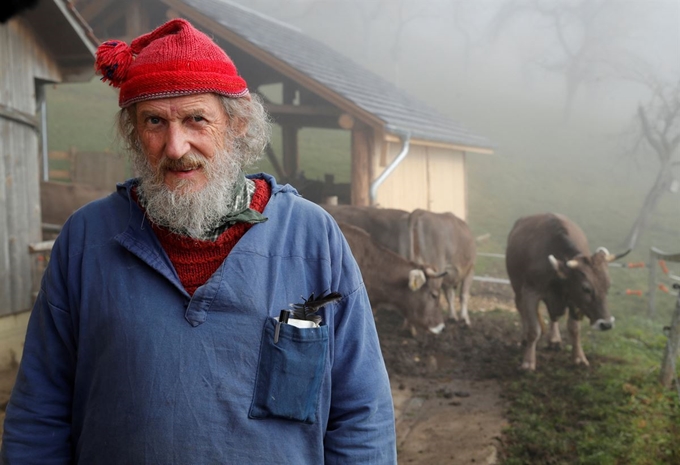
left=249, top=317, right=329, bottom=424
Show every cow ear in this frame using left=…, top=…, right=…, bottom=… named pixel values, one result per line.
left=409, top=269, right=427, bottom=291
left=548, top=255, right=568, bottom=279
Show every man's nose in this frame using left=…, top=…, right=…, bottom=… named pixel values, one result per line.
left=164, top=124, right=190, bottom=160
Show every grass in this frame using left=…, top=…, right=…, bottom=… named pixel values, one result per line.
left=44, top=78, right=680, bottom=464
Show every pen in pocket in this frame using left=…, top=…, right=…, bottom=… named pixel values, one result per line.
left=274, top=309, right=290, bottom=344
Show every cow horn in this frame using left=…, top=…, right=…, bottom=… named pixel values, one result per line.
left=425, top=267, right=447, bottom=278
left=566, top=259, right=579, bottom=268
left=408, top=269, right=426, bottom=291
left=548, top=255, right=560, bottom=271
left=596, top=247, right=632, bottom=262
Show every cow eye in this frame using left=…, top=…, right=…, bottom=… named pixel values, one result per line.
left=582, top=284, right=592, bottom=294
left=431, top=291, right=439, bottom=299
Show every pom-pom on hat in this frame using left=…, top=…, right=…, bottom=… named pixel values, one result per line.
left=95, top=18, right=249, bottom=108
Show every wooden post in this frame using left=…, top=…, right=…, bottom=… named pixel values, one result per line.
left=660, top=288, right=680, bottom=388
left=351, top=124, right=371, bottom=206
left=68, top=146, right=77, bottom=183
left=648, top=248, right=657, bottom=317
left=281, top=83, right=299, bottom=179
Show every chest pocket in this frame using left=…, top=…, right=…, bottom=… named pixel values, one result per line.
left=249, top=318, right=328, bottom=424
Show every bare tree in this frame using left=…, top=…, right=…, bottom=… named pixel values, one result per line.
left=622, top=78, right=680, bottom=249
left=490, top=0, right=641, bottom=120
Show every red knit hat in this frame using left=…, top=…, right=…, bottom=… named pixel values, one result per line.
left=95, top=19, right=249, bottom=108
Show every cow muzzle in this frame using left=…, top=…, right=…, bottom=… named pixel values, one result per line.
left=428, top=323, right=445, bottom=335
left=591, top=316, right=615, bottom=331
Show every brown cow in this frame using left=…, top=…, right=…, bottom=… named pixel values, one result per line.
left=408, top=209, right=476, bottom=326
left=323, top=205, right=411, bottom=257
left=324, top=205, right=476, bottom=325
left=505, top=213, right=630, bottom=370
left=338, top=222, right=447, bottom=335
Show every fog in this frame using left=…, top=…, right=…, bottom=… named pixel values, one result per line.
left=230, top=0, right=680, bottom=252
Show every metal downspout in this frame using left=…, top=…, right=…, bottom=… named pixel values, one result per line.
left=369, top=131, right=411, bottom=206
left=40, top=97, right=49, bottom=182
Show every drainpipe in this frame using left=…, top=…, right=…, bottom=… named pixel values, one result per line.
left=369, top=130, right=411, bottom=206
left=37, top=85, right=49, bottom=182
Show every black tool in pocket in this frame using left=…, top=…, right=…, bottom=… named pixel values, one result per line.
left=249, top=317, right=328, bottom=424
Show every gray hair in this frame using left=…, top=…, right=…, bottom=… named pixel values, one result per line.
left=117, top=92, right=271, bottom=169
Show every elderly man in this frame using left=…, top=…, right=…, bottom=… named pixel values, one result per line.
left=1, top=18, right=396, bottom=464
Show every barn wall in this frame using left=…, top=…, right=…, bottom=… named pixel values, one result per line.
left=426, top=147, right=467, bottom=220
left=374, top=142, right=429, bottom=211
left=0, top=19, right=63, bottom=332
left=373, top=142, right=467, bottom=220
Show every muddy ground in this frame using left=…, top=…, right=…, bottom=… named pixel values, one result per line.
left=0, top=283, right=524, bottom=464
left=379, top=282, right=522, bottom=464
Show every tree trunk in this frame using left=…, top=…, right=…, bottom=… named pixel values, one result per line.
left=623, top=162, right=674, bottom=250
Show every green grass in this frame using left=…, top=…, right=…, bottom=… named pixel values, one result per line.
left=44, top=78, right=680, bottom=464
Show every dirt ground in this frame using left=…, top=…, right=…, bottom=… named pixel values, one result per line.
left=0, top=365, right=18, bottom=442
left=378, top=282, right=521, bottom=464
left=0, top=284, right=521, bottom=464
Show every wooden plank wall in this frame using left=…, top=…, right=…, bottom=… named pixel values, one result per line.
left=0, top=18, right=62, bottom=317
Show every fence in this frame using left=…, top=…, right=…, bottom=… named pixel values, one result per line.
left=647, top=247, right=680, bottom=317
left=49, top=148, right=128, bottom=188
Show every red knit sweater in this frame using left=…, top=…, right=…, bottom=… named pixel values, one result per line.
left=149, top=179, right=271, bottom=295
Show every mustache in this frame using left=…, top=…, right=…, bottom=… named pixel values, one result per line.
left=158, top=153, right=206, bottom=172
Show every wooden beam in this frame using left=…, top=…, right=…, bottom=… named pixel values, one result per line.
left=79, top=0, right=115, bottom=22
left=282, top=126, right=299, bottom=178
left=269, top=114, right=342, bottom=130
left=0, top=103, right=39, bottom=131
left=383, top=134, right=494, bottom=155
left=265, top=104, right=340, bottom=117
left=96, top=7, right=126, bottom=34
left=264, top=145, right=286, bottom=179
left=351, top=124, right=372, bottom=206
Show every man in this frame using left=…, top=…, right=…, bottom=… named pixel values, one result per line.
left=1, top=18, right=396, bottom=464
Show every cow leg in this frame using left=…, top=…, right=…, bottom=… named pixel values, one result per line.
left=519, top=290, right=541, bottom=371
left=543, top=297, right=566, bottom=351
left=444, top=285, right=458, bottom=321
left=548, top=321, right=562, bottom=351
left=567, top=315, right=589, bottom=366
left=459, top=273, right=474, bottom=327
left=401, top=318, right=418, bottom=338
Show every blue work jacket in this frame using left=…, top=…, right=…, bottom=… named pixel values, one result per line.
left=1, top=173, right=396, bottom=464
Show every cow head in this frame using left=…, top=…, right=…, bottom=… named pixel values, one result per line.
left=405, top=267, right=448, bottom=334
left=548, top=250, right=614, bottom=330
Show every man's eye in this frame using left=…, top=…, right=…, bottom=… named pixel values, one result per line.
left=192, top=115, right=205, bottom=123
left=148, top=117, right=161, bottom=125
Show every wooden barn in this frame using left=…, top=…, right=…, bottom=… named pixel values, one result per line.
left=73, top=0, right=494, bottom=217
left=0, top=0, right=97, bottom=369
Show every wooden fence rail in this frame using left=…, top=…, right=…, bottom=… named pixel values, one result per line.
left=48, top=148, right=128, bottom=188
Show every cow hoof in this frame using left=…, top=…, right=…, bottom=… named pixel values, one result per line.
left=520, top=362, right=536, bottom=371
left=548, top=342, right=562, bottom=351
left=428, top=323, right=445, bottom=335
left=574, top=358, right=590, bottom=367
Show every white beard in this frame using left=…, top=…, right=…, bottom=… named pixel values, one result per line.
left=132, top=148, right=244, bottom=238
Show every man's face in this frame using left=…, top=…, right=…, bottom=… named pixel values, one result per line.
left=134, top=93, right=230, bottom=193
left=130, top=93, right=248, bottom=237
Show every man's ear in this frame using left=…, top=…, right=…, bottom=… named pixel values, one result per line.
left=231, top=117, right=249, bottom=138
left=230, top=95, right=251, bottom=137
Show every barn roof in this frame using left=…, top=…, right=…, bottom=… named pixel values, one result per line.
left=23, top=0, right=98, bottom=82
left=169, top=0, right=494, bottom=152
